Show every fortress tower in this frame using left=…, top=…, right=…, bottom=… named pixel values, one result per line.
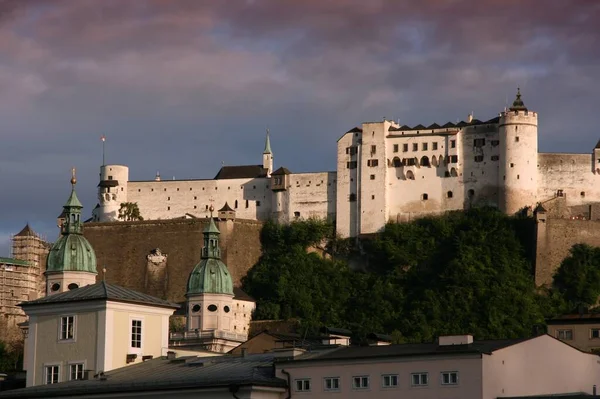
left=263, top=129, right=273, bottom=177
left=45, top=170, right=97, bottom=295
left=499, top=89, right=539, bottom=214
left=96, top=164, right=129, bottom=221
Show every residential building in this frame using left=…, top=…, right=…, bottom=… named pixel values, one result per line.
left=547, top=313, right=600, bottom=353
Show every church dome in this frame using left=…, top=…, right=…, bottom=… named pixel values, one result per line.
left=46, top=170, right=97, bottom=275
left=186, top=212, right=233, bottom=296
left=186, top=258, right=233, bottom=295
left=47, top=234, right=97, bottom=273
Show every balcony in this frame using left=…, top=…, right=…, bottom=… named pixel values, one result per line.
left=170, top=330, right=248, bottom=343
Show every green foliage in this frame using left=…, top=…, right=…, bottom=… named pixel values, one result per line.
left=243, top=210, right=561, bottom=343
left=118, top=202, right=144, bottom=221
left=552, top=244, right=600, bottom=308
left=0, top=340, right=23, bottom=372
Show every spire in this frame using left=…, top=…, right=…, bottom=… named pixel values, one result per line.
left=62, top=168, right=83, bottom=235
left=509, top=87, right=528, bottom=112
left=202, top=205, right=221, bottom=259
left=263, top=129, right=272, bottom=154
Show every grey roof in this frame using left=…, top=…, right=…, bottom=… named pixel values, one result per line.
left=271, top=166, right=291, bottom=176
left=0, top=354, right=286, bottom=398
left=233, top=287, right=255, bottom=302
left=367, top=332, right=393, bottom=342
left=218, top=202, right=234, bottom=212
left=214, top=165, right=267, bottom=180
left=280, top=337, right=532, bottom=363
left=320, top=326, right=352, bottom=337
left=20, top=281, right=179, bottom=310
left=595, top=139, right=600, bottom=149
left=345, top=126, right=362, bottom=133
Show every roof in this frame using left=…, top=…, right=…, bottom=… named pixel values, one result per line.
left=367, top=332, right=393, bottom=342
left=214, top=165, right=267, bottom=180
left=20, top=281, right=179, bottom=310
left=218, top=202, right=234, bottom=212
left=0, top=353, right=286, bottom=398
left=279, top=337, right=531, bottom=363
left=345, top=126, right=362, bottom=133
left=595, top=139, right=600, bottom=149
left=320, top=326, right=352, bottom=336
left=263, top=131, right=272, bottom=154
left=387, top=116, right=500, bottom=132
left=97, top=180, right=119, bottom=188
left=14, top=224, right=37, bottom=237
left=46, top=233, right=97, bottom=274
left=0, top=257, right=30, bottom=267
left=547, top=313, right=600, bottom=325
left=204, top=217, right=220, bottom=234
left=233, top=287, right=255, bottom=302
left=271, top=166, right=291, bottom=176
left=509, top=87, right=528, bottom=111
left=64, top=187, right=83, bottom=208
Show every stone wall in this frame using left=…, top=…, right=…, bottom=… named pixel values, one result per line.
left=83, top=218, right=263, bottom=303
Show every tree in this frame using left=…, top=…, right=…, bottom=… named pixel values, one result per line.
left=552, top=244, right=600, bottom=308
left=118, top=202, right=144, bottom=221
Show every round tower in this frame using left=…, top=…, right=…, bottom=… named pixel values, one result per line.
left=45, top=169, right=97, bottom=295
left=498, top=88, right=538, bottom=214
left=186, top=207, right=234, bottom=334
left=96, top=164, right=129, bottom=221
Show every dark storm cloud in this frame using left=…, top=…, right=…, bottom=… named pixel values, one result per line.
left=0, top=0, right=599, bottom=254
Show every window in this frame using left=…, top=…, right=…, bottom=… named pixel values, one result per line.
left=422, top=142, right=428, bottom=151
left=491, top=140, right=499, bottom=146
left=510, top=163, right=514, bottom=168
left=474, top=155, right=484, bottom=162
left=447, top=191, right=453, bottom=198
left=403, top=144, right=408, bottom=152
left=393, top=144, right=399, bottom=153
left=432, top=142, right=438, bottom=150
left=474, top=138, right=485, bottom=147
left=515, top=136, right=520, bottom=142
left=347, top=161, right=357, bottom=169
left=256, top=201, right=261, bottom=207
left=371, top=195, right=375, bottom=200
left=382, top=374, right=398, bottom=388
left=192, top=304, right=201, bottom=312
left=246, top=200, right=249, bottom=208
left=491, top=155, right=499, bottom=161
left=591, top=329, right=600, bottom=339
left=346, top=146, right=357, bottom=155
left=60, top=316, right=75, bottom=340
left=557, top=189, right=564, bottom=197
left=324, top=377, right=340, bottom=391
left=371, top=145, right=376, bottom=154
left=441, top=371, right=458, bottom=385
left=45, top=365, right=60, bottom=384
left=367, top=159, right=379, bottom=167
left=352, top=376, right=369, bottom=389
left=420, top=156, right=430, bottom=167
left=411, top=373, right=428, bottom=386
left=406, top=158, right=416, bottom=166
left=581, top=191, right=586, bottom=198
left=208, top=304, right=218, bottom=312
left=234, top=200, right=238, bottom=208
left=370, top=174, right=375, bottom=180
left=70, top=363, right=84, bottom=381
left=295, top=379, right=311, bottom=392
left=468, top=189, right=475, bottom=197
left=451, top=140, right=456, bottom=148
left=412, top=143, right=418, bottom=151
left=131, top=320, right=142, bottom=348
left=422, top=193, right=429, bottom=200
left=349, top=193, right=357, bottom=202
left=67, top=283, right=78, bottom=290
left=557, top=329, right=573, bottom=340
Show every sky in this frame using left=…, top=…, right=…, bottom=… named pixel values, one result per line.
left=0, top=0, right=599, bottom=255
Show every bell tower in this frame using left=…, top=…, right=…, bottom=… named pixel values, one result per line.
left=262, top=129, right=273, bottom=177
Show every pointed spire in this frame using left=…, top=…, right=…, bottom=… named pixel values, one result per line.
left=204, top=205, right=220, bottom=235
left=263, top=129, right=272, bottom=154
left=509, top=87, right=528, bottom=111
left=64, top=168, right=83, bottom=209
left=62, top=168, right=83, bottom=234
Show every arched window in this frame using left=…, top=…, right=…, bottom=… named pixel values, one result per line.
left=447, top=191, right=453, bottom=198
left=420, top=156, right=430, bottom=167
left=422, top=193, right=429, bottom=200
left=450, top=167, right=458, bottom=177
left=234, top=200, right=238, bottom=208
left=431, top=156, right=438, bottom=167
left=468, top=189, right=475, bottom=198
left=392, top=157, right=402, bottom=167
left=406, top=170, right=415, bottom=180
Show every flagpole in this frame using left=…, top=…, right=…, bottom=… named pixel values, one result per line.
left=101, top=135, right=106, bottom=165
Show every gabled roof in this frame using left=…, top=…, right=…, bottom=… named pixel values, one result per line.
left=0, top=353, right=286, bottom=398
left=271, top=167, right=291, bottom=176
left=345, top=127, right=362, bottom=133
left=20, top=281, right=179, bottom=310
left=412, top=124, right=426, bottom=130
left=214, top=165, right=267, bottom=180
left=15, top=224, right=37, bottom=237
left=427, top=123, right=441, bottom=129
left=595, top=139, right=600, bottom=149
left=233, top=287, right=255, bottom=302
left=442, top=122, right=456, bottom=128
left=367, top=332, right=393, bottom=342
left=218, top=202, right=234, bottom=212
left=320, top=326, right=352, bottom=337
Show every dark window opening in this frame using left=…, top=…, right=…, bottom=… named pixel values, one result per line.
left=422, top=193, right=429, bottom=200
left=447, top=191, right=453, bottom=198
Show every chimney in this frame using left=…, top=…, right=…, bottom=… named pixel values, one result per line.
left=167, top=351, right=176, bottom=360
left=593, top=385, right=597, bottom=396
left=438, top=335, right=474, bottom=346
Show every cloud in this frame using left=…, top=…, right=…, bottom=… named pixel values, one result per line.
left=0, top=0, right=599, bottom=252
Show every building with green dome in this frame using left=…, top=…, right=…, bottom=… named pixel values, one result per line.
left=45, top=171, right=97, bottom=295
left=177, top=206, right=254, bottom=353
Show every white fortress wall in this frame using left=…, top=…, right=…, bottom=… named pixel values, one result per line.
left=336, top=130, right=360, bottom=238
left=127, top=177, right=272, bottom=220
left=538, top=153, right=600, bottom=206
left=284, top=172, right=337, bottom=221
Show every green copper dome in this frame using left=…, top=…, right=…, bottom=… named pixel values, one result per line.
left=186, top=214, right=233, bottom=296
left=46, top=171, right=97, bottom=274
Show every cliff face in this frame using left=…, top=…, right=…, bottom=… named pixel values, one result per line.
left=83, top=218, right=263, bottom=302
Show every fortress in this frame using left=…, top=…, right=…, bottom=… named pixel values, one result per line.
left=93, top=89, right=600, bottom=238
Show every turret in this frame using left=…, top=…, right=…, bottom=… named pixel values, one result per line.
left=95, top=164, right=129, bottom=221
left=262, top=129, right=273, bottom=177
left=498, top=88, right=538, bottom=214
left=45, top=169, right=97, bottom=295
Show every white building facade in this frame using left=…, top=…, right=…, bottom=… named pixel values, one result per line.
left=92, top=91, right=600, bottom=237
